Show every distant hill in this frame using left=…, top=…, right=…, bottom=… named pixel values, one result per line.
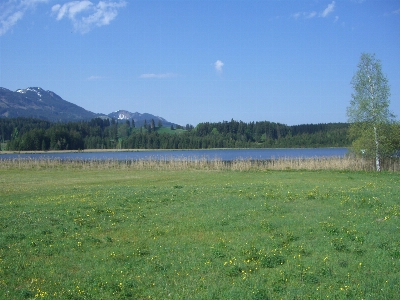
left=0, top=87, right=179, bottom=126
left=0, top=87, right=98, bottom=122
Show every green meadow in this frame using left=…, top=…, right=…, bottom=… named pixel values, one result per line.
left=0, top=162, right=399, bottom=299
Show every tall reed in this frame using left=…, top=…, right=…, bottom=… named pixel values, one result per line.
left=1, top=156, right=399, bottom=171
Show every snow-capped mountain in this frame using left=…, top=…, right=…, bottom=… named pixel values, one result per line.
left=0, top=87, right=98, bottom=122
left=107, top=110, right=175, bottom=128
left=0, top=87, right=178, bottom=127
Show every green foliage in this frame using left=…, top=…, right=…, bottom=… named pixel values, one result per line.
left=349, top=122, right=400, bottom=159
left=347, top=53, right=394, bottom=124
left=0, top=167, right=399, bottom=299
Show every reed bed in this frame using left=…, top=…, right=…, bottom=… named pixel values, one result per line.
left=1, top=156, right=399, bottom=171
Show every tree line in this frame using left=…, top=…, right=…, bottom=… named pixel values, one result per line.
left=1, top=117, right=351, bottom=151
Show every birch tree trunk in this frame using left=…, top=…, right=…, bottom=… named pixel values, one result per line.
left=373, top=126, right=380, bottom=171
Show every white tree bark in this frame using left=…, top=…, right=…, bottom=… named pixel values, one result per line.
left=374, top=126, right=380, bottom=171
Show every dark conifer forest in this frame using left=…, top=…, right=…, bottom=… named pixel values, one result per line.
left=0, top=117, right=350, bottom=151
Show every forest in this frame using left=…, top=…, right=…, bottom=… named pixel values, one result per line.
left=0, top=117, right=350, bottom=151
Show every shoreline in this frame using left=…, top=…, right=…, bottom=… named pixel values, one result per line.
left=0, top=147, right=348, bottom=155
left=0, top=149, right=161, bottom=155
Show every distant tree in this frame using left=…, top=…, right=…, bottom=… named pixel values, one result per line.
left=41, top=139, right=46, bottom=151
left=157, top=120, right=162, bottom=128
left=118, top=123, right=131, bottom=139
left=211, top=127, right=219, bottom=135
left=347, top=53, right=396, bottom=171
left=11, top=127, right=18, bottom=140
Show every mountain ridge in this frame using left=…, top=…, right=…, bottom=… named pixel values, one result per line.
left=107, top=110, right=171, bottom=128
left=0, top=87, right=98, bottom=121
left=0, top=87, right=178, bottom=127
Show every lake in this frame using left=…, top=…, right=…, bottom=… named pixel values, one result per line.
left=0, top=148, right=348, bottom=161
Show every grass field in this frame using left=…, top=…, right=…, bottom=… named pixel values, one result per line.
left=0, top=162, right=399, bottom=299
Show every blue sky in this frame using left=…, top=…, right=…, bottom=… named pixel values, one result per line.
left=1, top=0, right=399, bottom=126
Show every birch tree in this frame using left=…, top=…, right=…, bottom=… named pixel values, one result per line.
left=347, top=53, right=395, bottom=171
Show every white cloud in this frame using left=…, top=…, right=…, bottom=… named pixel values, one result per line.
left=321, top=1, right=335, bottom=18
left=52, top=1, right=92, bottom=21
left=291, top=11, right=317, bottom=20
left=291, top=1, right=336, bottom=21
left=87, top=75, right=107, bottom=80
left=0, top=11, right=23, bottom=36
left=291, top=12, right=301, bottom=20
left=214, top=60, right=224, bottom=73
left=306, top=11, right=317, bottom=19
left=0, top=0, right=48, bottom=36
left=51, top=0, right=127, bottom=34
left=139, top=73, right=178, bottom=79
left=384, top=8, right=400, bottom=17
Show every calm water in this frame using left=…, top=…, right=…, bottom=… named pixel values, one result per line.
left=0, top=148, right=348, bottom=161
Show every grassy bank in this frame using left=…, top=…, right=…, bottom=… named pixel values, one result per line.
left=0, top=165, right=399, bottom=299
